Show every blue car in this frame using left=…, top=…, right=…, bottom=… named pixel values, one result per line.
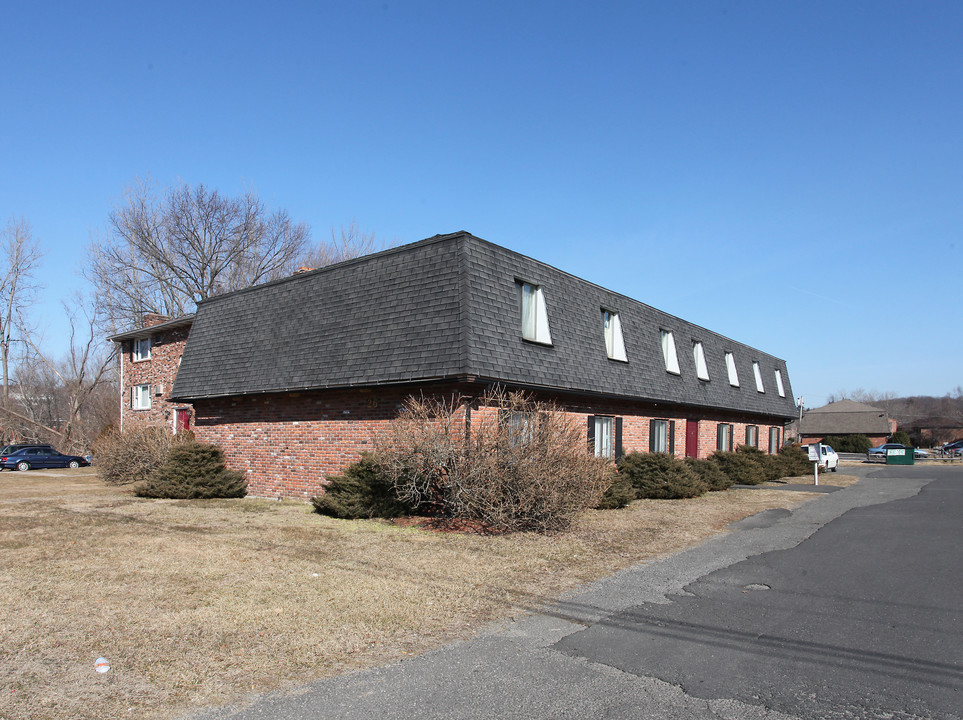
left=0, top=446, right=90, bottom=471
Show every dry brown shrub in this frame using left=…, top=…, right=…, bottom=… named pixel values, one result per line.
left=93, top=426, right=189, bottom=485
left=375, top=390, right=614, bottom=532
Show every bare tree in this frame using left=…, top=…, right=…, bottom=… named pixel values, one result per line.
left=87, top=178, right=312, bottom=329
left=14, top=297, right=117, bottom=452
left=300, top=220, right=383, bottom=269
left=0, top=216, right=42, bottom=404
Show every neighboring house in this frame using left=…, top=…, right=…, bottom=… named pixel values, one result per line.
left=798, top=399, right=896, bottom=446
left=903, top=416, right=963, bottom=446
left=109, top=313, right=195, bottom=434
left=148, top=231, right=798, bottom=499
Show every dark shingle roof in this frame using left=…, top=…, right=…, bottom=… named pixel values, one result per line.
left=799, top=400, right=892, bottom=435
left=171, top=232, right=797, bottom=419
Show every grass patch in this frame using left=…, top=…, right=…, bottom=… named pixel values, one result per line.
left=1, top=468, right=826, bottom=720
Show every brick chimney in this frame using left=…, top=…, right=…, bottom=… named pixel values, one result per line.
left=143, top=313, right=172, bottom=328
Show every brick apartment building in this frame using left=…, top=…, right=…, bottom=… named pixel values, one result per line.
left=112, top=232, right=798, bottom=499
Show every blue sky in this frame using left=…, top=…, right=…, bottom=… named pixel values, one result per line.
left=2, top=1, right=960, bottom=407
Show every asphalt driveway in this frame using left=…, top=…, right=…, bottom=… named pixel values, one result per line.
left=186, top=465, right=961, bottom=720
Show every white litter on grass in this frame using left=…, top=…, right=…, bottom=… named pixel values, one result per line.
left=94, top=657, right=110, bottom=674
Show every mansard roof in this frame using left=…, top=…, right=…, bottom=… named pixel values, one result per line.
left=170, top=231, right=797, bottom=419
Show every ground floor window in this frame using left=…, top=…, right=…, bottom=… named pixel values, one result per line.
left=650, top=419, right=675, bottom=454
left=588, top=416, right=622, bottom=460
left=746, top=425, right=758, bottom=448
left=717, top=423, right=733, bottom=452
left=769, top=426, right=781, bottom=453
left=502, top=410, right=537, bottom=445
left=132, top=384, right=151, bottom=410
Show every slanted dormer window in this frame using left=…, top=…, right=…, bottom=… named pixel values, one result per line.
left=753, top=361, right=765, bottom=393
left=602, top=310, right=627, bottom=362
left=725, top=352, right=740, bottom=387
left=518, top=281, right=552, bottom=345
left=693, top=341, right=709, bottom=381
left=133, top=337, right=151, bottom=362
left=661, top=330, right=680, bottom=375
left=774, top=369, right=786, bottom=397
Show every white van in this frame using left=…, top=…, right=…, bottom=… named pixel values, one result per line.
left=801, top=444, right=839, bottom=471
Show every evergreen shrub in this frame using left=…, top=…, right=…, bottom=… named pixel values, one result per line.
left=596, top=472, right=636, bottom=509
left=821, top=434, right=872, bottom=453
left=618, top=452, right=708, bottom=499
left=710, top=450, right=768, bottom=486
left=776, top=443, right=817, bottom=476
left=312, top=454, right=412, bottom=519
left=137, top=442, right=247, bottom=499
left=889, top=430, right=912, bottom=446
left=684, top=457, right=733, bottom=491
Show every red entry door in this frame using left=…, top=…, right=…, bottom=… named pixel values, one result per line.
left=175, top=409, right=191, bottom=432
left=685, top=420, right=699, bottom=458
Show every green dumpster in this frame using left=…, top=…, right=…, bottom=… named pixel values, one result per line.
left=886, top=447, right=915, bottom=465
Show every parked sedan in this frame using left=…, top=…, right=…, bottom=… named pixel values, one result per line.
left=866, top=443, right=927, bottom=461
left=0, top=446, right=90, bottom=471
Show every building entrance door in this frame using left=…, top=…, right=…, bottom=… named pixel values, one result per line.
left=685, top=420, right=699, bottom=458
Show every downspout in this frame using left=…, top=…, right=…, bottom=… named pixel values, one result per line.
left=119, top=342, right=124, bottom=433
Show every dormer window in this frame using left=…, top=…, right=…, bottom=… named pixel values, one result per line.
left=661, top=330, right=680, bottom=375
left=602, top=310, right=627, bottom=362
left=693, top=341, right=709, bottom=381
left=133, top=337, right=151, bottom=362
left=753, top=362, right=765, bottom=393
left=774, top=369, right=786, bottom=397
left=725, top=352, right=740, bottom=387
left=518, top=281, right=552, bottom=345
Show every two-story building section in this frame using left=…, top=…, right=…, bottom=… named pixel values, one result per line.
left=143, top=231, right=799, bottom=499
left=110, top=313, right=195, bottom=434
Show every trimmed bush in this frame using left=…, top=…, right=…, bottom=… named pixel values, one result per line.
left=710, top=450, right=768, bottom=486
left=774, top=443, right=814, bottom=477
left=889, top=430, right=911, bottom=446
left=137, top=442, right=247, bottom=499
left=312, top=454, right=412, bottom=519
left=821, top=434, right=872, bottom=453
left=684, top=457, right=733, bottom=491
left=94, top=426, right=186, bottom=486
left=618, top=452, right=707, bottom=499
left=596, top=472, right=636, bottom=509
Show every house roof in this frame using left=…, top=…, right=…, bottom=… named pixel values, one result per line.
left=108, top=314, right=195, bottom=342
left=170, top=232, right=797, bottom=419
left=799, top=399, right=893, bottom=435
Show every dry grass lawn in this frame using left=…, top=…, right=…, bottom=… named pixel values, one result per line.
left=0, top=468, right=851, bottom=720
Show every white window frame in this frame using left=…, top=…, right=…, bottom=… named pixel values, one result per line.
left=774, top=369, right=786, bottom=397
left=725, top=352, right=740, bottom=387
left=518, top=281, right=553, bottom=345
left=133, top=337, right=151, bottom=362
left=132, top=384, right=151, bottom=410
left=753, top=361, right=765, bottom=393
left=602, top=310, right=627, bottom=362
left=661, top=330, right=681, bottom=375
left=594, top=416, right=614, bottom=459
left=693, top=341, right=709, bottom=381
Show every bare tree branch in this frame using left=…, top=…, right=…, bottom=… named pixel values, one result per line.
left=87, top=178, right=312, bottom=330
left=0, top=216, right=43, bottom=405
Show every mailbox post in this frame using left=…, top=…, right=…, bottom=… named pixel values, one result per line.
left=808, top=442, right=821, bottom=485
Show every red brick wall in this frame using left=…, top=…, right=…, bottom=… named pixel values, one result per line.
left=121, top=326, right=192, bottom=433
left=192, top=384, right=791, bottom=499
